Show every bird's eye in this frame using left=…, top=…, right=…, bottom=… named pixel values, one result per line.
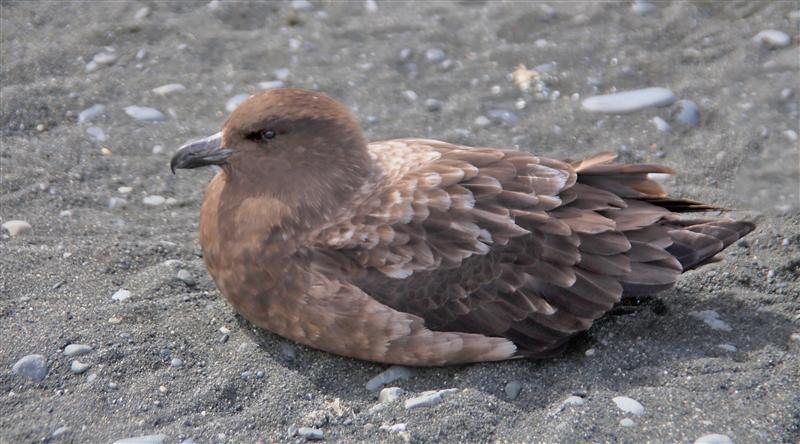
left=261, top=130, right=276, bottom=140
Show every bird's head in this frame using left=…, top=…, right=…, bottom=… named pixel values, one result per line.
left=171, top=88, right=372, bottom=223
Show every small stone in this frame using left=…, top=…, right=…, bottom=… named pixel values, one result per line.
left=124, top=106, right=166, bottom=122
left=60, top=210, right=73, bottom=217
left=612, top=396, right=644, bottom=416
left=171, top=358, right=184, bottom=367
left=582, top=87, right=676, bottom=114
left=291, top=0, right=314, bottom=11
left=109, top=382, right=119, bottom=389
left=280, top=343, right=296, bottom=361
left=274, top=68, right=291, bottom=81
left=177, top=270, right=196, bottom=286
left=676, top=100, right=699, bottom=127
left=101, top=147, right=112, bottom=156
left=86, top=373, right=97, bottom=383
left=783, top=130, right=798, bottom=142
left=364, top=0, right=377, bottom=13
left=379, top=387, right=404, bottom=403
left=70, top=361, right=91, bottom=374
left=64, top=344, right=92, bottom=357
left=789, top=333, right=800, bottom=342
left=143, top=195, right=166, bottom=206
left=718, top=344, right=737, bottom=352
left=241, top=371, right=254, bottom=379
left=152, top=84, right=186, bottom=96
left=753, top=30, right=791, bottom=48
left=486, top=109, right=517, bottom=124
left=425, top=48, right=446, bottom=62
left=564, top=395, right=585, bottom=406
left=117, top=186, right=133, bottom=194
left=631, top=1, right=657, bottom=15
left=12, top=354, right=48, bottom=381
left=403, top=90, right=418, bottom=101
left=585, top=348, right=596, bottom=356
left=688, top=310, right=732, bottom=331
left=652, top=116, right=671, bottom=132
left=297, top=427, right=324, bottom=440
left=112, top=435, right=168, bottom=444
left=78, top=104, right=105, bottom=123
left=620, top=418, right=635, bottom=427
left=109, top=317, right=122, bottom=324
left=52, top=426, right=70, bottom=438
left=259, top=80, right=285, bottom=90
left=695, top=434, right=734, bottom=444
left=2, top=220, right=32, bottom=236
left=92, top=52, right=117, bottom=66
left=112, top=290, right=132, bottom=302
left=474, top=116, right=492, bottom=127
left=226, top=94, right=252, bottom=112
left=504, top=381, right=522, bottom=400
left=424, top=99, right=443, bottom=112
left=405, top=392, right=443, bottom=409
left=134, top=6, right=150, bottom=20
left=366, top=365, right=416, bottom=391
left=86, top=126, right=107, bottom=141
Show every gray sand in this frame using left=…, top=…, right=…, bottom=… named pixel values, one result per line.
left=2, top=2, right=799, bottom=443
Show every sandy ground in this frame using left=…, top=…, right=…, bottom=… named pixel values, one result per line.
left=1, top=1, right=799, bottom=443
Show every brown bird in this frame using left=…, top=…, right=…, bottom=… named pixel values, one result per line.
left=171, top=88, right=754, bottom=366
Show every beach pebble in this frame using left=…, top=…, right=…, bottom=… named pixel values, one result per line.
left=791, top=333, right=800, bottom=342
left=405, top=388, right=459, bottom=409
left=364, top=0, right=378, bottom=13
left=425, top=99, right=443, bottom=112
left=291, top=0, right=314, bottom=11
left=695, top=434, right=734, bottom=444
left=86, top=373, right=97, bottom=383
left=403, top=90, right=418, bottom=101
left=64, top=344, right=92, bottom=357
left=612, top=396, right=644, bottom=415
left=280, top=343, right=296, bottom=361
left=12, top=354, right=48, bottom=381
left=631, top=1, right=657, bottom=15
left=564, top=395, right=585, bottom=406
left=753, top=30, right=791, bottom=48
left=86, top=126, right=107, bottom=141
left=143, top=195, right=166, bottom=206
left=70, top=361, right=91, bottom=374
left=379, top=387, right=404, bottom=403
left=259, top=80, right=285, bottom=90
left=582, top=87, right=676, bottom=114
left=2, top=220, right=32, bottom=236
left=112, top=289, right=132, bottom=302
left=134, top=6, right=149, bottom=20
left=718, top=344, right=737, bottom=352
left=112, top=435, right=167, bottom=444
left=78, top=104, right=105, bottom=123
left=274, top=68, right=291, bottom=81
left=474, top=115, right=492, bottom=127
left=117, top=186, right=133, bottom=194
left=177, top=270, right=196, bottom=286
left=689, top=310, right=732, bottom=331
left=784, top=130, right=798, bottom=141
left=486, top=109, right=517, bottom=125
left=652, top=116, right=671, bottom=132
left=297, top=427, right=324, bottom=440
left=226, top=94, right=252, bottom=112
left=52, top=426, right=70, bottom=438
left=92, top=52, right=117, bottom=66
left=171, top=358, right=184, bottom=367
left=152, top=83, right=186, bottom=96
left=505, top=381, right=522, bottom=400
left=124, top=106, right=166, bottom=122
left=620, top=418, right=635, bottom=427
left=676, top=100, right=699, bottom=126
left=366, top=365, right=416, bottom=391
left=60, top=210, right=72, bottom=217
left=426, top=48, right=446, bottom=62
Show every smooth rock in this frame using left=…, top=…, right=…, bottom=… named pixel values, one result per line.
left=425, top=99, right=443, bottom=112
left=291, top=0, right=314, bottom=11
left=78, top=104, right=105, bottom=123
left=112, top=289, right=132, bottom=302
left=405, top=392, right=442, bottom=409
left=486, top=109, right=517, bottom=124
left=425, top=48, right=446, bottom=62
left=86, top=126, right=107, bottom=141
left=152, top=83, right=186, bottom=96
left=124, top=106, right=166, bottom=122
left=274, top=68, right=291, bottom=81
left=52, top=426, right=70, bottom=438
left=12, top=354, right=48, bottom=381
left=505, top=381, right=522, bottom=400
left=689, top=310, right=732, bottom=331
left=297, top=427, right=324, bottom=440
left=70, top=361, right=91, bottom=374
left=753, top=30, right=791, bottom=48
left=280, top=342, right=296, bottom=361
left=364, top=0, right=378, bottom=13
left=631, top=1, right=657, bottom=14
left=86, top=373, right=97, bottom=383
left=718, top=344, right=737, bottom=352
left=112, top=435, right=168, bottom=444
left=652, top=116, right=671, bottom=132
left=2, top=220, right=32, bottom=236
left=177, top=269, right=196, bottom=286
left=612, top=396, right=644, bottom=415
left=474, top=115, right=491, bottom=127
left=64, top=344, right=92, bottom=357
left=676, top=100, right=699, bottom=126
left=134, top=6, right=150, bottom=20
left=171, top=358, right=184, bottom=367
left=366, top=365, right=416, bottom=391
left=92, top=52, right=117, bottom=66
left=379, top=387, right=404, bottom=403
left=143, top=195, right=166, bottom=206
left=582, top=87, right=676, bottom=114
left=695, top=434, right=734, bottom=444
left=403, top=90, right=418, bottom=101
left=226, top=94, right=252, bottom=112
left=620, top=418, right=635, bottom=427
left=564, top=395, right=585, bottom=406
left=259, top=80, right=285, bottom=90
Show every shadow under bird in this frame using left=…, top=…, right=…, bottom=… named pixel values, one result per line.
left=170, top=88, right=755, bottom=366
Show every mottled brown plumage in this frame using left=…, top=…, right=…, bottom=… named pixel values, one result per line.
left=171, top=88, right=755, bottom=366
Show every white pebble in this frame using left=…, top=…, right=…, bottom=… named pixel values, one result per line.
left=152, top=83, right=186, bottom=96
left=60, top=210, right=72, bottom=217
left=112, top=435, right=167, bottom=444
left=70, top=361, right=91, bottom=374
left=366, top=365, right=416, bottom=391
left=652, top=116, right=671, bottom=132
left=64, top=344, right=92, bottom=357
left=379, top=387, right=404, bottom=403
left=582, top=87, right=676, bottom=114
left=78, top=104, right=105, bottom=123
left=425, top=48, right=446, bottom=62
left=143, top=195, right=166, bottom=206
left=226, top=94, right=252, bottom=112
left=783, top=130, right=798, bottom=141
left=291, top=0, right=314, bottom=11
left=112, top=289, right=132, bottom=302
left=612, top=396, right=644, bottom=415
left=718, top=344, right=737, bottom=352
left=620, top=418, right=635, bottom=427
left=92, top=52, right=117, bottom=66
left=364, top=0, right=378, bottom=13
left=274, top=68, right=291, bottom=81
left=52, top=426, right=70, bottom=438
left=474, top=116, right=491, bottom=127
left=403, top=90, right=418, bottom=101
left=152, top=145, right=164, bottom=154
left=124, top=106, right=165, bottom=122
left=86, top=126, right=107, bottom=141
left=695, top=434, right=734, bottom=444
left=688, top=310, right=732, bottom=331
left=2, top=220, right=32, bottom=236
left=134, top=6, right=150, bottom=20
left=585, top=348, right=596, bottom=356
left=259, top=80, right=284, bottom=90
left=631, top=1, right=657, bottom=15
left=753, top=30, right=791, bottom=48
left=564, top=395, right=584, bottom=406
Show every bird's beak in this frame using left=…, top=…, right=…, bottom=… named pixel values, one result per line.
left=170, top=132, right=237, bottom=173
